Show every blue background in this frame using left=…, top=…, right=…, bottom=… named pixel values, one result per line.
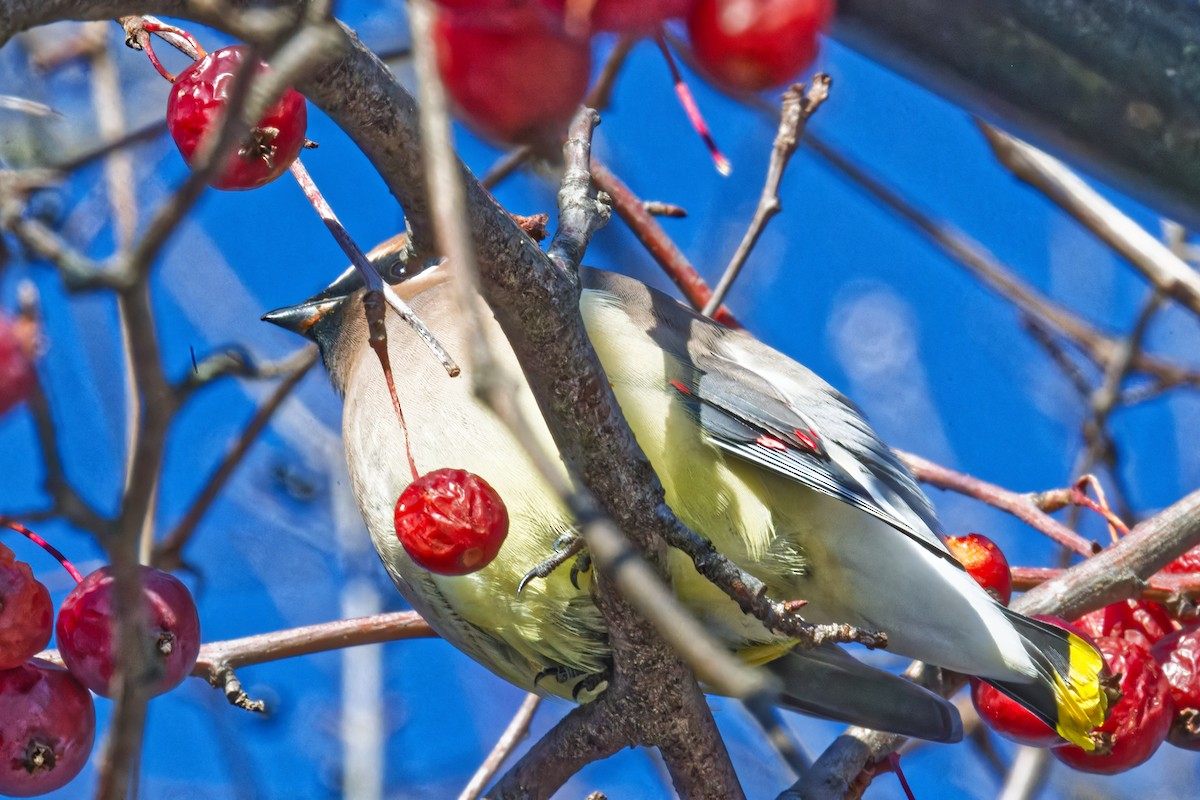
left=1, top=2, right=1198, bottom=797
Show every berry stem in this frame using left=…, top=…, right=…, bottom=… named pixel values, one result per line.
left=0, top=519, right=84, bottom=583
left=140, top=37, right=176, bottom=83
left=362, top=291, right=421, bottom=482
left=655, top=34, right=731, bottom=176
left=120, top=16, right=207, bottom=83
left=138, top=18, right=207, bottom=60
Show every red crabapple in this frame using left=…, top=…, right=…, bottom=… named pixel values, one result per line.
left=166, top=45, right=308, bottom=190
left=433, top=3, right=590, bottom=145
left=1075, top=599, right=1178, bottom=645
left=945, top=533, right=1012, bottom=605
left=0, top=660, right=95, bottom=797
left=687, top=0, right=834, bottom=92
left=1152, top=624, right=1200, bottom=750
left=56, top=565, right=201, bottom=698
left=0, top=543, right=53, bottom=670
left=394, top=468, right=509, bottom=576
left=1052, top=633, right=1172, bottom=773
left=0, top=314, right=35, bottom=418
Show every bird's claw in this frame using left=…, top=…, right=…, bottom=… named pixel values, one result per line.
left=517, top=532, right=588, bottom=594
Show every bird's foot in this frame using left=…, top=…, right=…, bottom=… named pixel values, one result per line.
left=518, top=532, right=591, bottom=593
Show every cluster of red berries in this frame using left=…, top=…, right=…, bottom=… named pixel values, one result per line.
left=947, top=532, right=1200, bottom=773
left=0, top=530, right=201, bottom=796
left=393, top=468, right=510, bottom=576
left=432, top=0, right=835, bottom=145
left=166, top=45, right=308, bottom=191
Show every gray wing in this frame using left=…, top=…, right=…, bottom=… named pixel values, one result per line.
left=581, top=267, right=956, bottom=562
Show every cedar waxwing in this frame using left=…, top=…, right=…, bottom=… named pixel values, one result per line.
left=265, top=239, right=1107, bottom=748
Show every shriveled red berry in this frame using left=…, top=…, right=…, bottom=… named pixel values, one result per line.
left=1162, top=545, right=1200, bottom=576
left=1052, top=634, right=1173, bottom=773
left=686, top=0, right=834, bottom=92
left=0, top=543, right=53, bottom=670
left=56, top=566, right=201, bottom=698
left=945, top=533, right=1012, bottom=606
left=394, top=468, right=509, bottom=576
left=0, top=659, right=95, bottom=797
left=0, top=314, right=35, bottom=418
left=433, top=2, right=590, bottom=145
left=1075, top=599, right=1178, bottom=644
left=166, top=45, right=308, bottom=191
left=1151, top=623, right=1200, bottom=750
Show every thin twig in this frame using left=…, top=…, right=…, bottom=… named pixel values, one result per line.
left=641, top=201, right=687, bottom=218
left=547, top=108, right=610, bottom=271
left=804, top=134, right=1200, bottom=390
left=152, top=348, right=318, bottom=570
left=895, top=450, right=1098, bottom=557
left=0, top=94, right=59, bottom=117
left=980, top=123, right=1200, bottom=320
left=457, top=694, right=542, bottom=800
left=704, top=77, right=830, bottom=315
left=288, top=158, right=460, bottom=377
left=591, top=159, right=740, bottom=327
left=174, top=345, right=316, bottom=398
left=997, top=746, right=1051, bottom=800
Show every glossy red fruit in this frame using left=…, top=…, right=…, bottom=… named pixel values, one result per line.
left=1052, top=633, right=1173, bottom=773
left=944, top=533, right=1012, bottom=605
left=0, top=659, right=95, bottom=797
left=1075, top=599, right=1178, bottom=644
left=1151, top=623, right=1200, bottom=750
left=433, top=3, right=590, bottom=145
left=394, top=468, right=509, bottom=576
left=56, top=566, right=201, bottom=698
left=0, top=543, right=53, bottom=670
left=166, top=45, right=308, bottom=190
left=0, top=314, right=35, bottom=418
left=970, top=677, right=1058, bottom=747
left=687, top=0, right=834, bottom=92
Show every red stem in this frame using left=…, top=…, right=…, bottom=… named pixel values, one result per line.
left=655, top=34, right=731, bottom=176
left=0, top=519, right=84, bottom=583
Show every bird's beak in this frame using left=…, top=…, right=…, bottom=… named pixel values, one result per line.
left=262, top=296, right=347, bottom=340
left=262, top=265, right=364, bottom=340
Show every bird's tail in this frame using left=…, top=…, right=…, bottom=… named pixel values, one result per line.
left=985, top=608, right=1109, bottom=750
left=762, top=644, right=963, bottom=743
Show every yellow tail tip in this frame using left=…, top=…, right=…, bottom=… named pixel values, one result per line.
left=1053, top=632, right=1109, bottom=750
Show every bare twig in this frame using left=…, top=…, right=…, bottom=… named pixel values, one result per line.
left=1011, top=566, right=1199, bottom=614
left=547, top=108, right=610, bottom=271
left=457, top=694, right=542, bottom=800
left=980, top=123, right=1200, bottom=320
left=895, top=450, right=1098, bottom=557
left=641, top=201, right=687, bottom=218
left=804, top=135, right=1200, bottom=390
left=591, top=159, right=740, bottom=327
left=704, top=77, right=830, bottom=316
left=175, top=345, right=316, bottom=398
left=288, top=158, right=460, bottom=377
left=152, top=348, right=317, bottom=570
left=0, top=94, right=59, bottom=117
left=997, top=746, right=1051, bottom=800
